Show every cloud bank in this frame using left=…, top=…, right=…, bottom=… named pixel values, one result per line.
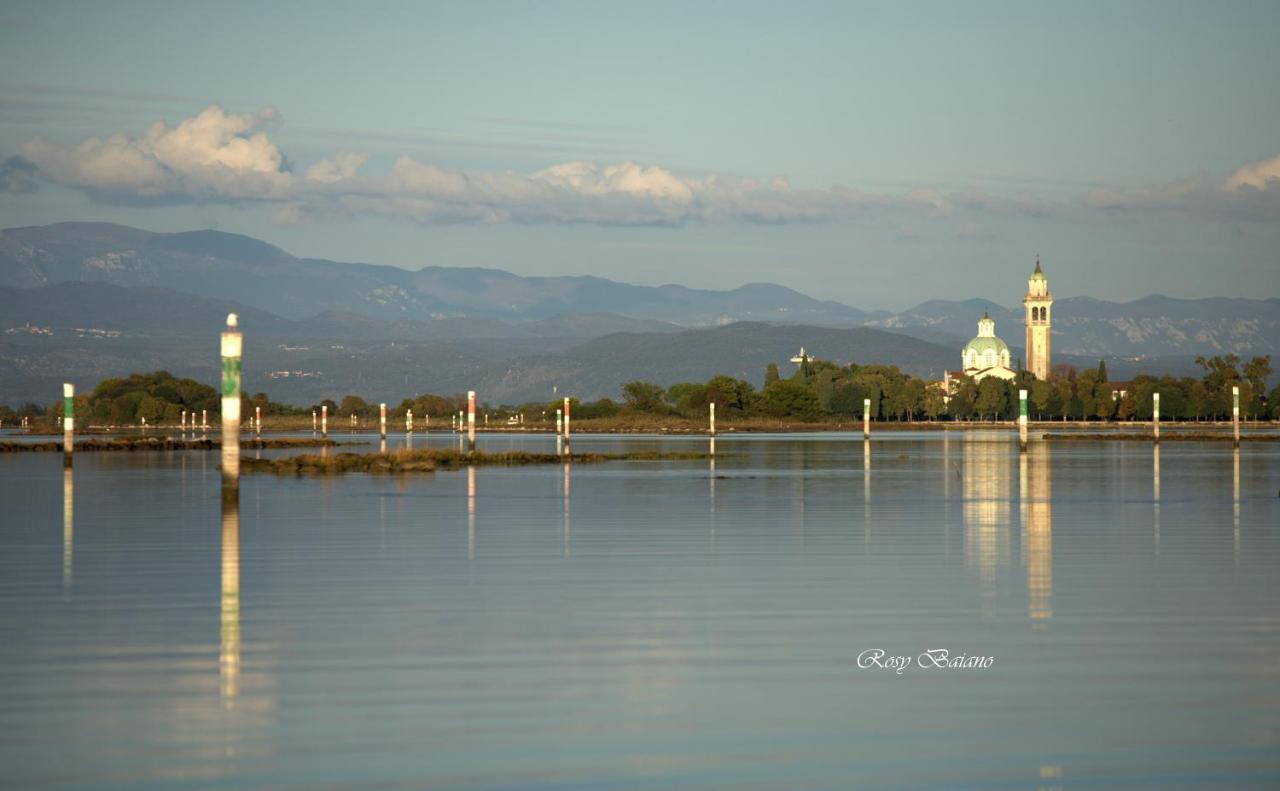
left=4, top=105, right=1278, bottom=226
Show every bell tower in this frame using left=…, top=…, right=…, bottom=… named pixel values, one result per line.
left=1023, top=257, right=1052, bottom=380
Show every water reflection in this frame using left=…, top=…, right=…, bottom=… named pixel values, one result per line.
left=563, top=461, right=571, bottom=557
left=220, top=494, right=240, bottom=707
left=1020, top=444, right=1052, bottom=625
left=1233, top=448, right=1240, bottom=567
left=1153, top=445, right=1161, bottom=558
left=467, top=465, right=476, bottom=560
left=964, top=438, right=1011, bottom=609
left=62, top=466, right=73, bottom=594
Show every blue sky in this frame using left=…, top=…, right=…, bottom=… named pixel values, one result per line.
left=1, top=0, right=1277, bottom=310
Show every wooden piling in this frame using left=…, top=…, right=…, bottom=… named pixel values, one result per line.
left=863, top=398, right=871, bottom=439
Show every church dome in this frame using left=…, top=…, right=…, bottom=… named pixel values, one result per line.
left=962, top=311, right=1011, bottom=371
left=963, top=335, right=1010, bottom=356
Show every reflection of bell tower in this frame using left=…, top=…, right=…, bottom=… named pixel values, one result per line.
left=1023, top=257, right=1053, bottom=380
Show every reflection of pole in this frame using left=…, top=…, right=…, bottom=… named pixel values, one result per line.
left=1233, top=447, right=1240, bottom=566
left=220, top=314, right=242, bottom=500
left=563, top=461, right=571, bottom=557
left=467, top=466, right=476, bottom=560
left=62, top=383, right=74, bottom=466
left=863, top=398, right=871, bottom=439
left=220, top=492, right=240, bottom=706
left=1153, top=392, right=1160, bottom=444
left=1232, top=385, right=1240, bottom=448
left=62, top=466, right=73, bottom=593
left=1018, top=388, right=1028, bottom=452
left=467, top=391, right=476, bottom=452
left=1153, top=444, right=1161, bottom=558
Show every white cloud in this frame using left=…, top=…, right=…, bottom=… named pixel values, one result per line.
left=7, top=104, right=1280, bottom=226
left=1222, top=154, right=1280, bottom=191
left=305, top=151, right=366, bottom=183
left=16, top=105, right=291, bottom=201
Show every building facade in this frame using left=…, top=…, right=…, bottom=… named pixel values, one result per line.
left=1023, top=259, right=1052, bottom=380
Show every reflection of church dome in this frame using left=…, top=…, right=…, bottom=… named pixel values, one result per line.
left=962, top=312, right=1011, bottom=372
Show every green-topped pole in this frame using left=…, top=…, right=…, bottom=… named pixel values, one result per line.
left=62, top=383, right=75, bottom=466
left=1018, top=388, right=1028, bottom=452
left=220, top=313, right=241, bottom=501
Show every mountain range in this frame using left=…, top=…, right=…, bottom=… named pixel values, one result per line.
left=1, top=222, right=1274, bottom=405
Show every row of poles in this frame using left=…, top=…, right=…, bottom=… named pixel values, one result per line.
left=1015, top=386, right=1243, bottom=450
left=54, top=317, right=1247, bottom=478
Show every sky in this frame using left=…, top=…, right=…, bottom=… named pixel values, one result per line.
left=1, top=0, right=1277, bottom=311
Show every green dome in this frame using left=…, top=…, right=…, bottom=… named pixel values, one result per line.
left=963, top=336, right=1009, bottom=355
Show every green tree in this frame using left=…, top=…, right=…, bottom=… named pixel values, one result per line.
left=974, top=378, right=1008, bottom=420
left=764, top=362, right=780, bottom=389
left=1030, top=380, right=1053, bottom=418
left=761, top=380, right=819, bottom=418
left=621, top=381, right=666, bottom=412
left=1242, top=355, right=1272, bottom=418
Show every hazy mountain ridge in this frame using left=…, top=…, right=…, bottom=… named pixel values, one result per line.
left=0, top=222, right=871, bottom=326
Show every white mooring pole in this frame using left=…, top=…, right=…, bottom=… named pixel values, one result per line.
left=467, top=391, right=476, bottom=452
left=1153, top=392, right=1160, bottom=444
left=62, top=383, right=75, bottom=466
left=220, top=314, right=242, bottom=500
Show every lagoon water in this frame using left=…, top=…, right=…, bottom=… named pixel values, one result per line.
left=1, top=431, right=1278, bottom=789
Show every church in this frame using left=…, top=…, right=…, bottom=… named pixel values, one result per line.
left=946, top=260, right=1052, bottom=388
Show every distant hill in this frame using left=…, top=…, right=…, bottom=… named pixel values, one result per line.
left=1, top=221, right=1274, bottom=406
left=0, top=221, right=877, bottom=326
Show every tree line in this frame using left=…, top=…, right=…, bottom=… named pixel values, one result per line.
left=9, top=353, right=1276, bottom=427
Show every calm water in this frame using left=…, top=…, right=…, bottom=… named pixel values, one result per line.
left=1, top=431, right=1278, bottom=789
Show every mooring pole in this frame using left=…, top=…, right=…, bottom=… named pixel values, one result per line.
left=1232, top=385, right=1240, bottom=448
left=1153, top=392, right=1160, bottom=444
left=709, top=402, right=716, bottom=437
left=380, top=403, right=387, bottom=440
left=220, top=313, right=242, bottom=501
left=467, top=391, right=476, bottom=452
left=863, top=398, right=871, bottom=439
left=1018, top=388, right=1028, bottom=452
left=62, top=383, right=74, bottom=467
left=321, top=404, right=328, bottom=437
